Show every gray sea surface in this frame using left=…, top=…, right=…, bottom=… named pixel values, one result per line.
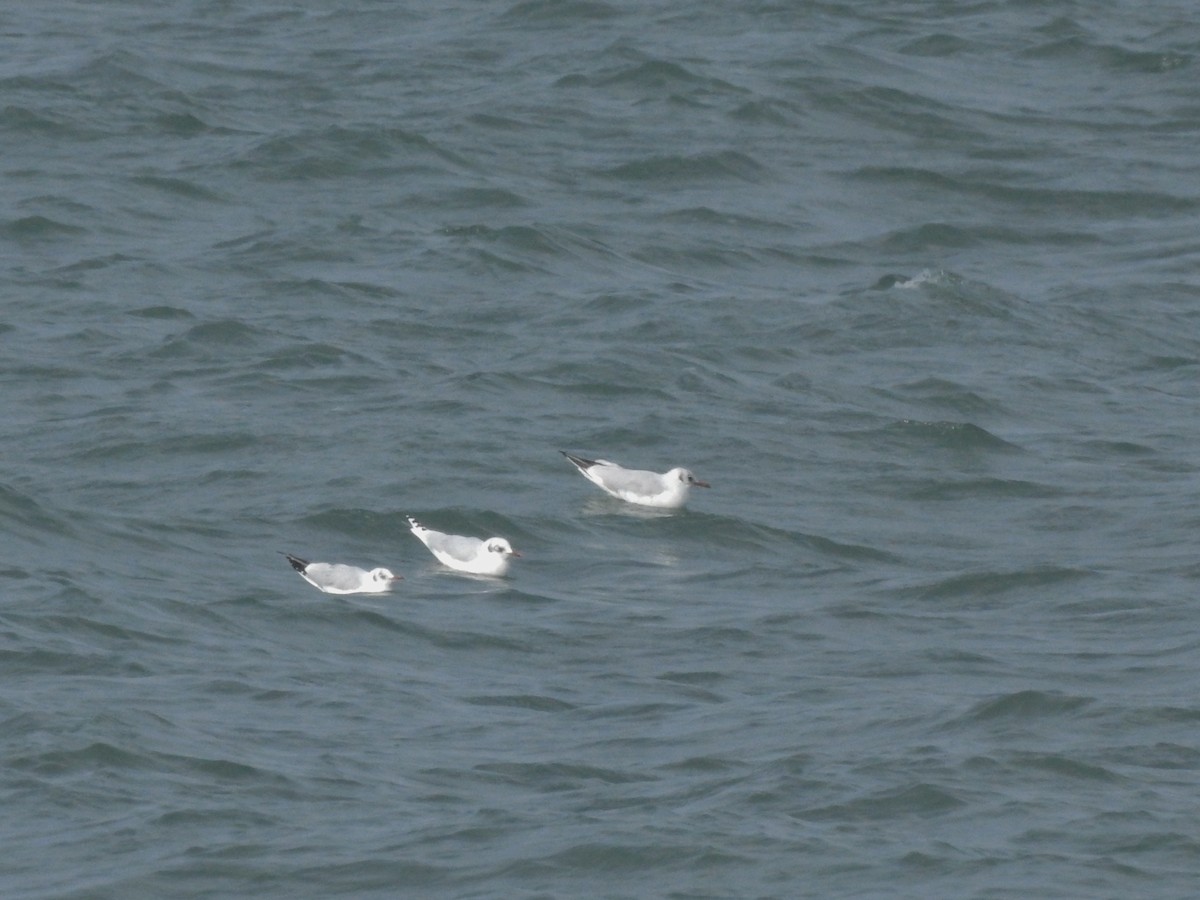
left=3, top=2, right=1200, bottom=898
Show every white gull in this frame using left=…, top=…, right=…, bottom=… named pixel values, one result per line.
left=561, top=451, right=710, bottom=509
left=406, top=516, right=521, bottom=577
left=283, top=553, right=402, bottom=595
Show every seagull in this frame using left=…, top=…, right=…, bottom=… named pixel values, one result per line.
left=406, top=516, right=521, bottom=576
left=560, top=451, right=710, bottom=509
left=282, top=553, right=402, bottom=595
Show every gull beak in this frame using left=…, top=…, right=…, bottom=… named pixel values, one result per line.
left=511, top=550, right=523, bottom=558
left=692, top=479, right=711, bottom=488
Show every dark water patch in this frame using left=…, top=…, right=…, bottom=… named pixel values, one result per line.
left=996, top=184, right=1198, bottom=218
left=129, top=174, right=226, bottom=202
left=261, top=342, right=364, bottom=370
left=1011, top=751, right=1118, bottom=782
left=185, top=755, right=288, bottom=783
left=672, top=625, right=757, bottom=651
left=151, top=319, right=263, bottom=354
left=801, top=782, right=966, bottom=822
left=74, top=49, right=168, bottom=93
left=659, top=754, right=740, bottom=774
left=1021, top=37, right=1191, bottom=74
left=55, top=252, right=137, bottom=274
left=594, top=59, right=749, bottom=97
left=961, top=690, right=1093, bottom=724
left=922, top=647, right=1004, bottom=671
left=630, top=242, right=760, bottom=272
left=464, top=112, right=533, bottom=131
left=0, top=215, right=86, bottom=241
left=820, top=85, right=986, bottom=142
left=878, top=221, right=1098, bottom=253
left=519, top=364, right=677, bottom=402
left=327, top=607, right=418, bottom=637
left=477, top=761, right=655, bottom=789
left=211, top=230, right=354, bottom=268
left=657, top=205, right=795, bottom=233
left=0, top=104, right=83, bottom=137
left=1, top=363, right=87, bottom=383
left=1022, top=504, right=1123, bottom=540
left=730, top=98, right=798, bottom=125
left=876, top=268, right=1031, bottom=319
left=578, top=290, right=657, bottom=316
left=501, top=0, right=621, bottom=24
left=902, top=476, right=1066, bottom=501
left=900, top=33, right=977, bottom=57
left=0, top=648, right=147, bottom=678
left=436, top=223, right=608, bottom=272
left=150, top=807, right=280, bottom=830
left=585, top=701, right=692, bottom=721
left=296, top=508, right=399, bottom=539
left=1107, top=741, right=1200, bottom=769
left=410, top=185, right=529, bottom=210
left=770, top=370, right=812, bottom=392
left=127, top=305, right=196, bottom=320
left=1086, top=828, right=1200, bottom=860
left=71, top=430, right=261, bottom=462
left=443, top=246, right=552, bottom=276
left=0, top=482, right=76, bottom=540
left=1132, top=354, right=1200, bottom=375
left=535, top=841, right=747, bottom=874
left=201, top=678, right=268, bottom=697
left=884, top=377, right=1007, bottom=416
left=284, top=859, right=451, bottom=893
left=233, top=126, right=469, bottom=181
left=349, top=612, right=534, bottom=654
left=150, top=111, right=216, bottom=138
left=261, top=278, right=387, bottom=307
left=9, top=741, right=150, bottom=776
left=598, top=150, right=767, bottom=185
left=880, top=221, right=986, bottom=252
left=36, top=614, right=184, bottom=648
left=868, top=420, right=1022, bottom=455
left=899, top=566, right=1094, bottom=604
left=463, top=694, right=577, bottom=712
left=1077, top=438, right=1159, bottom=458
left=799, top=274, right=1038, bottom=357
left=332, top=280, right=403, bottom=301
left=852, top=165, right=1198, bottom=218
left=144, top=316, right=267, bottom=362
left=797, top=530, right=901, bottom=565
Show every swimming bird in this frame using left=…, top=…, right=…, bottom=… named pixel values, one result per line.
left=282, top=553, right=402, bottom=595
left=406, top=516, right=521, bottom=577
left=560, top=451, right=710, bottom=509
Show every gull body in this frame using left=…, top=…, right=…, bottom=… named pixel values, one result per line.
left=407, top=516, right=520, bottom=577
left=283, top=553, right=402, bottom=595
left=560, top=451, right=710, bottom=509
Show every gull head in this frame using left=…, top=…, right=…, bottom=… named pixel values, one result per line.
left=370, top=567, right=403, bottom=585
left=671, top=468, right=710, bottom=489
left=486, top=538, right=521, bottom=558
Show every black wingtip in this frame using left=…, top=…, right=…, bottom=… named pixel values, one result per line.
left=282, top=553, right=309, bottom=573
left=561, top=451, right=596, bottom=470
